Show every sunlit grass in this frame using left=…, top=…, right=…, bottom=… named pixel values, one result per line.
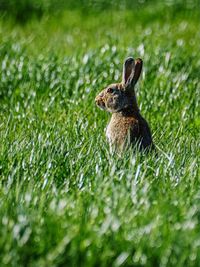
left=0, top=3, right=200, bottom=267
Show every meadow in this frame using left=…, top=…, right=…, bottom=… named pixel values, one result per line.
left=0, top=1, right=200, bottom=266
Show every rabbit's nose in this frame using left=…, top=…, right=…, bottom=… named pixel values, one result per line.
left=95, top=97, right=105, bottom=108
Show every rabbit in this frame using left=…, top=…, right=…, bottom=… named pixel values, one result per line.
left=95, top=57, right=154, bottom=152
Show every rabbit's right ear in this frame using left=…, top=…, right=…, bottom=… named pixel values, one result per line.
left=122, top=57, right=143, bottom=89
left=122, top=57, right=135, bottom=86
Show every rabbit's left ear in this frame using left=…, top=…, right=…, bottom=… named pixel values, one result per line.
left=132, top=58, right=143, bottom=86
left=122, top=57, right=143, bottom=89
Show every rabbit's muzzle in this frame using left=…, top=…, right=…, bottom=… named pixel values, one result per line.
left=95, top=96, right=106, bottom=110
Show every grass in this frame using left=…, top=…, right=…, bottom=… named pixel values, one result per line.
left=0, top=1, right=200, bottom=266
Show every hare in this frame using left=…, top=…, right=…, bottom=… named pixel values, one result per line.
left=95, top=57, right=154, bottom=152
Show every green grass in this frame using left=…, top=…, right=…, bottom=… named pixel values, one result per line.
left=0, top=2, right=200, bottom=266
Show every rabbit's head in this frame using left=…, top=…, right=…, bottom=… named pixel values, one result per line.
left=95, top=57, right=143, bottom=113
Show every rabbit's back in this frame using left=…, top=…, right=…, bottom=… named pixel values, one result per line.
left=138, top=116, right=154, bottom=149
left=106, top=112, right=153, bottom=150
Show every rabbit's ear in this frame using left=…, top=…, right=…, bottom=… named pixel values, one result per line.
left=132, top=58, right=143, bottom=86
left=122, top=57, right=135, bottom=86
left=123, top=58, right=143, bottom=89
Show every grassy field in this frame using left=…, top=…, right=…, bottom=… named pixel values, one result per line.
left=0, top=1, right=200, bottom=266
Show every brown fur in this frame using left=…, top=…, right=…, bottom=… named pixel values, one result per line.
left=95, top=57, right=154, bottom=152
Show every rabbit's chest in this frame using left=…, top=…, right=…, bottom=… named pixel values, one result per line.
left=106, top=116, right=139, bottom=146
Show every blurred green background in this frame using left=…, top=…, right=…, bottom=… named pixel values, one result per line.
left=0, top=0, right=200, bottom=22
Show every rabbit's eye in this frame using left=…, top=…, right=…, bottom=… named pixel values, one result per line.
left=107, top=87, right=114, bottom=94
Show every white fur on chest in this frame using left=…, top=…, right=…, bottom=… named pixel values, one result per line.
left=105, top=117, right=126, bottom=144
left=106, top=122, right=112, bottom=143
